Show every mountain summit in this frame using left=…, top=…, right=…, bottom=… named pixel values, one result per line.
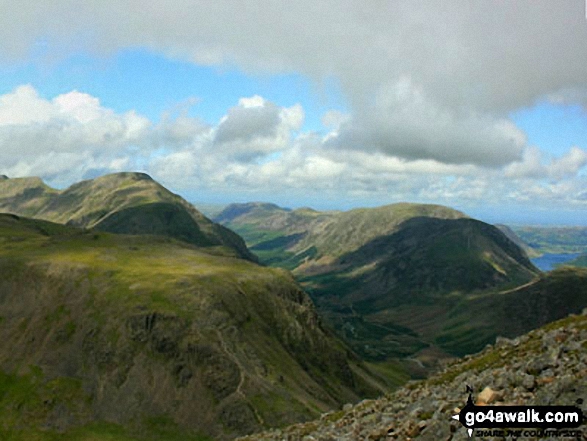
left=0, top=172, right=255, bottom=261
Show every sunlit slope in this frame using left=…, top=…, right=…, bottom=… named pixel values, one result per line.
left=219, top=204, right=582, bottom=376
left=0, top=172, right=255, bottom=261
left=216, top=202, right=466, bottom=271
left=0, top=214, right=385, bottom=440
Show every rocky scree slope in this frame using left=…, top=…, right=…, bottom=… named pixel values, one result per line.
left=0, top=172, right=255, bottom=261
left=239, top=310, right=587, bottom=441
left=0, top=214, right=385, bottom=440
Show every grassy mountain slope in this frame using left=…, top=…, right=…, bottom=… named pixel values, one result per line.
left=302, top=217, right=547, bottom=365
left=0, top=173, right=255, bottom=261
left=495, top=223, right=540, bottom=258
left=216, top=202, right=466, bottom=272
left=216, top=203, right=585, bottom=378
left=0, top=214, right=387, bottom=440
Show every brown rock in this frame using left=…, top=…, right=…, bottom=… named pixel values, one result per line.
left=477, top=386, right=499, bottom=404
left=536, top=377, right=554, bottom=386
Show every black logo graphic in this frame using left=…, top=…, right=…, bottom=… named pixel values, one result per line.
left=451, top=385, right=585, bottom=438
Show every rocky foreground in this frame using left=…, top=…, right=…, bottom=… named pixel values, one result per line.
left=240, top=310, right=587, bottom=440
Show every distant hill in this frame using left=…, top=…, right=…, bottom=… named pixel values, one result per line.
left=509, top=225, right=587, bottom=255
left=213, top=202, right=587, bottom=377
left=0, top=214, right=387, bottom=440
left=566, top=253, right=587, bottom=267
left=0, top=172, right=255, bottom=261
left=216, top=202, right=466, bottom=272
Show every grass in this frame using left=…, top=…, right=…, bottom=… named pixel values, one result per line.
left=0, top=213, right=384, bottom=438
left=0, top=420, right=212, bottom=441
left=429, top=313, right=587, bottom=387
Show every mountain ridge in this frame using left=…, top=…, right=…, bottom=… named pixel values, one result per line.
left=213, top=201, right=587, bottom=379
left=0, top=172, right=256, bottom=261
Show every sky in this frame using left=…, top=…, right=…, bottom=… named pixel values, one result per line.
left=1, top=1, right=587, bottom=225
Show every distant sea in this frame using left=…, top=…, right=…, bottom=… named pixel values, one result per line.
left=531, top=253, right=582, bottom=272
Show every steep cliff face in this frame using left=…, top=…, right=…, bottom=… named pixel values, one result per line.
left=0, top=214, right=385, bottom=440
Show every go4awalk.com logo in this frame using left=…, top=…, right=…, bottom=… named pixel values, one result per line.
left=451, top=386, right=585, bottom=438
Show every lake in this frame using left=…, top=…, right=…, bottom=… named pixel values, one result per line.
left=530, top=252, right=582, bottom=272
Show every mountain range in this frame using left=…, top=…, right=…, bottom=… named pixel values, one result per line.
left=1, top=173, right=586, bottom=440
left=0, top=172, right=255, bottom=262
left=0, top=174, right=387, bottom=440
left=215, top=202, right=587, bottom=374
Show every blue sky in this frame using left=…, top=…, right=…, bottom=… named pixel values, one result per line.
left=1, top=49, right=345, bottom=129
left=0, top=1, right=587, bottom=225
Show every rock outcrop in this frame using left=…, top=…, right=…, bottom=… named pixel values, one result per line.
left=240, top=310, right=587, bottom=440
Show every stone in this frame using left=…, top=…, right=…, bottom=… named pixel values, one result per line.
left=477, top=386, right=499, bottom=404
left=522, top=373, right=536, bottom=391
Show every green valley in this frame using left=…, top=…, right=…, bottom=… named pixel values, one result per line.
left=215, top=203, right=587, bottom=376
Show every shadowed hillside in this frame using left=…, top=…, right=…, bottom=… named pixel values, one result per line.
left=0, top=214, right=387, bottom=440
left=215, top=202, right=587, bottom=378
left=240, top=310, right=587, bottom=440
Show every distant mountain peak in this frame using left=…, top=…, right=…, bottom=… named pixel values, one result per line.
left=215, top=201, right=290, bottom=223
left=94, top=171, right=154, bottom=182
left=0, top=171, right=256, bottom=261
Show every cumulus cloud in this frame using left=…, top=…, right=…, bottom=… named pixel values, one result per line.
left=505, top=146, right=587, bottom=180
left=0, top=85, right=201, bottom=182
left=0, top=85, right=149, bottom=142
left=2, top=1, right=587, bottom=168
left=326, top=77, right=527, bottom=166
left=0, top=85, right=152, bottom=184
left=1, top=84, right=586, bottom=211
left=212, top=96, right=303, bottom=161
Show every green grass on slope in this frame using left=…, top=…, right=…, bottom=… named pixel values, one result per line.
left=434, top=267, right=587, bottom=356
left=428, top=312, right=587, bottom=387
left=0, top=366, right=211, bottom=441
left=0, top=368, right=211, bottom=441
left=0, top=213, right=387, bottom=438
left=219, top=202, right=467, bottom=266
left=1, top=173, right=255, bottom=261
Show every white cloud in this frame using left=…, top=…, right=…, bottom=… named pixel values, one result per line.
left=0, top=85, right=56, bottom=125
left=505, top=146, right=587, bottom=180
left=325, top=77, right=527, bottom=166
left=549, top=146, right=587, bottom=180
left=1, top=85, right=586, bottom=212
left=212, top=96, right=304, bottom=161
left=2, top=1, right=587, bottom=169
